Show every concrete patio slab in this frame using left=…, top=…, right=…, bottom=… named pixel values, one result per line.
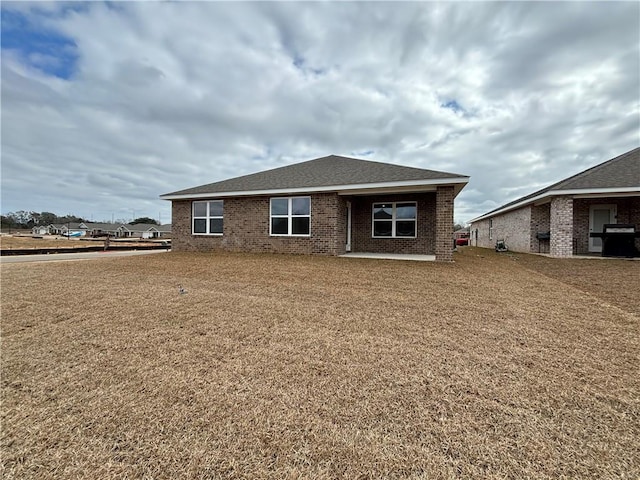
left=340, top=252, right=436, bottom=262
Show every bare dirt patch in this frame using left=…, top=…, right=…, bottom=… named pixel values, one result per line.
left=1, top=250, right=638, bottom=479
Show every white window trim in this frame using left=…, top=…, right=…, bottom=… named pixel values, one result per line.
left=270, top=196, right=311, bottom=237
left=192, top=200, right=223, bottom=236
left=371, top=201, right=418, bottom=238
left=489, top=219, right=493, bottom=240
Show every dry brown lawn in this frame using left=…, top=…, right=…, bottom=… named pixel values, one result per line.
left=1, top=248, right=638, bottom=479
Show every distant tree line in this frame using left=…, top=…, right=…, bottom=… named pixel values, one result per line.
left=1, top=211, right=86, bottom=230
left=129, top=217, right=159, bottom=225
left=1, top=211, right=159, bottom=230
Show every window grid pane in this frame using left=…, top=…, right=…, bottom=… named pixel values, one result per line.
left=209, top=218, right=223, bottom=234
left=271, top=198, right=289, bottom=216
left=271, top=217, right=289, bottom=235
left=373, top=204, right=393, bottom=219
left=194, top=219, right=207, bottom=234
left=372, top=202, right=417, bottom=238
left=270, top=197, right=311, bottom=236
left=396, top=204, right=416, bottom=219
left=374, top=221, right=393, bottom=237
left=193, top=200, right=223, bottom=235
left=193, top=202, right=207, bottom=217
left=292, top=217, right=310, bottom=235
left=209, top=201, right=223, bottom=217
left=396, top=221, right=416, bottom=237
left=291, top=197, right=310, bottom=216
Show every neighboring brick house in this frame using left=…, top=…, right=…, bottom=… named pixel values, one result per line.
left=469, top=147, right=640, bottom=257
left=160, top=155, right=469, bottom=261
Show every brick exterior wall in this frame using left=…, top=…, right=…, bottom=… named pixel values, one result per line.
left=172, top=193, right=347, bottom=256
left=530, top=203, right=551, bottom=253
left=435, top=186, right=454, bottom=261
left=171, top=190, right=454, bottom=258
left=350, top=192, right=437, bottom=255
left=470, top=218, right=489, bottom=248
left=470, top=206, right=533, bottom=252
left=550, top=196, right=573, bottom=257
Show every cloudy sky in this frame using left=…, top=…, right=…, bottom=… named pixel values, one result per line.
left=2, top=1, right=638, bottom=224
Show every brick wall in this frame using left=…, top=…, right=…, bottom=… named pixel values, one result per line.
left=470, top=218, right=490, bottom=248
left=530, top=203, right=551, bottom=253
left=172, top=189, right=458, bottom=259
left=171, top=193, right=345, bottom=255
left=350, top=192, right=437, bottom=255
left=573, top=198, right=594, bottom=255
left=435, top=186, right=454, bottom=261
left=550, top=196, right=573, bottom=257
left=470, top=206, right=533, bottom=252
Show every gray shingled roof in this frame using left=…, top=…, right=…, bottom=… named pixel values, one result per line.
left=85, top=222, right=120, bottom=231
left=120, top=223, right=161, bottom=232
left=474, top=147, right=640, bottom=220
left=162, top=155, right=467, bottom=197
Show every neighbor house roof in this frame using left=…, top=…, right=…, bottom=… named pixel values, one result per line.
left=119, top=223, right=160, bottom=232
left=61, top=223, right=87, bottom=230
left=85, top=222, right=120, bottom=231
left=470, top=147, right=640, bottom=223
left=161, top=155, right=469, bottom=200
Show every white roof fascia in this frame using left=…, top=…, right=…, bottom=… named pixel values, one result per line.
left=572, top=190, right=640, bottom=199
left=469, top=187, right=640, bottom=223
left=160, top=177, right=469, bottom=201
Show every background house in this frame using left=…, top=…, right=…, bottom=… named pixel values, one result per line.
left=59, top=223, right=88, bottom=237
left=84, top=223, right=120, bottom=237
left=161, top=155, right=469, bottom=261
left=26, top=222, right=170, bottom=239
left=31, top=225, right=50, bottom=235
left=155, top=224, right=171, bottom=238
left=469, top=148, right=640, bottom=257
left=117, top=223, right=163, bottom=239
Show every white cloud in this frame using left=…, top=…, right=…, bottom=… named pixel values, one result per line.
left=1, top=1, right=638, bottom=223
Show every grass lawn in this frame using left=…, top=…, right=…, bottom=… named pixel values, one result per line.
left=1, top=248, right=638, bottom=479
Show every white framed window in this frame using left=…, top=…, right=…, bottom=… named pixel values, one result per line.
left=270, top=197, right=311, bottom=236
left=489, top=219, right=493, bottom=240
left=372, top=202, right=417, bottom=238
left=193, top=200, right=223, bottom=235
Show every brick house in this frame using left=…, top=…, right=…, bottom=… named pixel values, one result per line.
left=160, top=155, right=469, bottom=261
left=469, top=147, right=640, bottom=257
